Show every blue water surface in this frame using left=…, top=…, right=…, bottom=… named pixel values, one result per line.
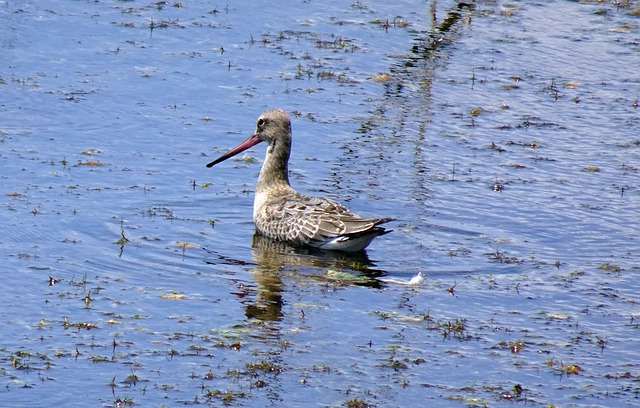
left=1, top=0, right=639, bottom=407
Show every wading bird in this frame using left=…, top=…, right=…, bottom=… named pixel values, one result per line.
left=207, top=109, right=393, bottom=252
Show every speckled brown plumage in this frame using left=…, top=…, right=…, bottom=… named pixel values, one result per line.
left=207, top=109, right=393, bottom=252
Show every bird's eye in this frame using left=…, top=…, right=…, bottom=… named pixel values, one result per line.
left=257, top=118, right=265, bottom=128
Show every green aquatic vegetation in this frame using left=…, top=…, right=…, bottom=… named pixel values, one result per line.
left=445, top=393, right=489, bottom=405
left=81, top=148, right=102, bottom=155
left=213, top=341, right=242, bottom=350
left=316, top=70, right=336, bottom=81
left=116, top=219, right=130, bottom=246
left=123, top=373, right=139, bottom=385
left=469, top=107, right=485, bottom=116
left=512, top=383, right=523, bottom=395
left=498, top=384, right=524, bottom=401
left=505, top=139, right=539, bottom=149
left=488, top=248, right=524, bottom=264
left=325, top=269, right=376, bottom=285
left=383, top=355, right=409, bottom=371
left=204, top=389, right=247, bottom=404
left=372, top=310, right=395, bottom=320
left=559, top=363, right=582, bottom=375
left=552, top=269, right=585, bottom=285
left=346, top=397, right=373, bottom=408
left=598, top=263, right=622, bottom=273
left=245, top=360, right=282, bottom=375
left=546, top=358, right=582, bottom=375
left=493, top=340, right=526, bottom=353
left=438, top=318, right=471, bottom=340
left=62, top=317, right=98, bottom=330
left=144, top=206, right=175, bottom=219
left=91, top=355, right=111, bottom=363
left=10, top=350, right=51, bottom=371
left=372, top=310, right=472, bottom=340
left=187, top=344, right=207, bottom=353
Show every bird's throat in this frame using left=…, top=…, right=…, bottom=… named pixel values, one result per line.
left=256, top=143, right=291, bottom=193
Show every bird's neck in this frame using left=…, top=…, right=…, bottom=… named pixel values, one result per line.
left=256, top=141, right=291, bottom=193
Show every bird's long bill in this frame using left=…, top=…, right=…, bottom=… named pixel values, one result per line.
left=206, top=134, right=262, bottom=168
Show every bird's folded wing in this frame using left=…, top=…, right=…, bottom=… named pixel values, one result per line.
left=264, top=194, right=391, bottom=244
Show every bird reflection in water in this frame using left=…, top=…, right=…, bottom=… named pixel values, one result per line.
left=243, top=234, right=386, bottom=321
